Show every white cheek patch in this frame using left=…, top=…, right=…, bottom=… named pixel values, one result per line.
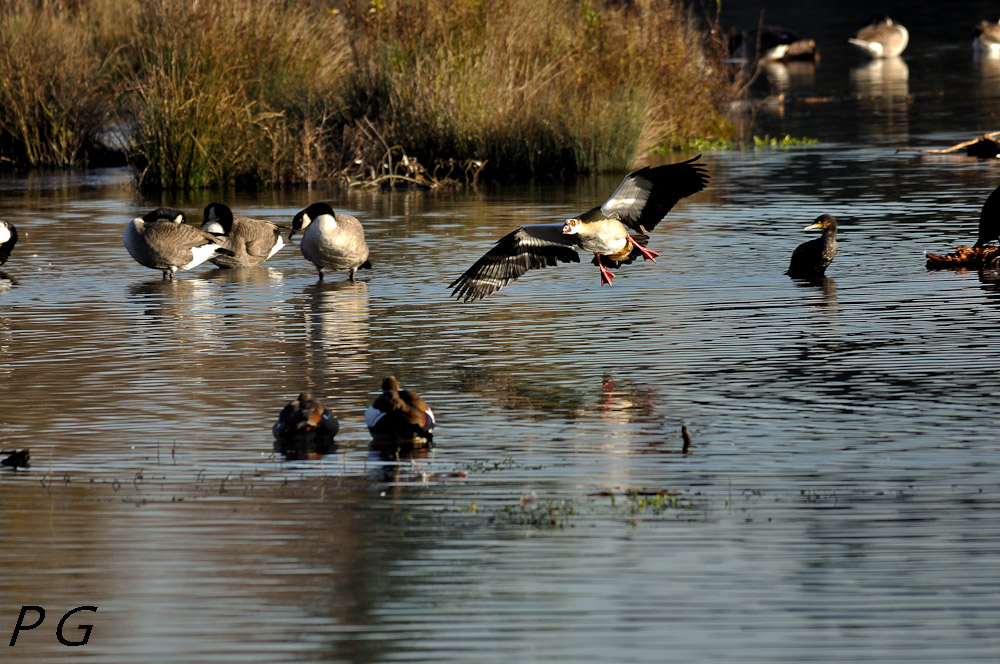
left=202, top=221, right=224, bottom=234
left=0, top=226, right=10, bottom=244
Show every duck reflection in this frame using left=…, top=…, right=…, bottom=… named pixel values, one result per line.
left=273, top=435, right=338, bottom=460
left=850, top=57, right=910, bottom=141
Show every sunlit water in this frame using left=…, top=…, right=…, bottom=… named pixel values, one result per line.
left=4, top=9, right=1000, bottom=664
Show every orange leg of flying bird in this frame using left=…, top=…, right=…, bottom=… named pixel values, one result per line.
left=626, top=235, right=659, bottom=262
left=595, top=254, right=615, bottom=286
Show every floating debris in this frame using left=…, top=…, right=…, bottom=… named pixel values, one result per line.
left=925, top=245, right=1000, bottom=269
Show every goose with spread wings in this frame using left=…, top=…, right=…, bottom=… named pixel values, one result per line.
left=449, top=155, right=708, bottom=302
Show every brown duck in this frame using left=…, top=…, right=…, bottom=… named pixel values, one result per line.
left=365, top=376, right=435, bottom=444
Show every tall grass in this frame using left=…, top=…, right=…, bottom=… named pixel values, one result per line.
left=0, top=0, right=742, bottom=188
left=345, top=0, right=737, bottom=175
left=0, top=1, right=112, bottom=167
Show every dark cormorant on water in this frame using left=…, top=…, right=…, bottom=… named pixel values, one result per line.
left=787, top=214, right=838, bottom=279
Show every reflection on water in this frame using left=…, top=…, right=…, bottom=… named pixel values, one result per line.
left=850, top=56, right=910, bottom=141
left=6, top=27, right=1000, bottom=664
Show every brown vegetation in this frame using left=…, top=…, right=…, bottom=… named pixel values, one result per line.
left=0, top=0, right=742, bottom=189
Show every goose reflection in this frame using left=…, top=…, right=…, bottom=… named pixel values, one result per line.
left=850, top=57, right=910, bottom=140
left=300, top=279, right=371, bottom=379
left=126, top=277, right=223, bottom=348
left=760, top=60, right=817, bottom=96
left=202, top=266, right=285, bottom=284
left=0, top=270, right=17, bottom=291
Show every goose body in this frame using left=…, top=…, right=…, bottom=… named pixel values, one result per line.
left=0, top=220, right=17, bottom=265
left=975, top=20, right=1000, bottom=57
left=449, top=155, right=708, bottom=301
left=365, top=376, right=435, bottom=445
left=272, top=392, right=340, bottom=441
left=290, top=202, right=371, bottom=280
left=201, top=202, right=284, bottom=268
left=787, top=214, right=838, bottom=279
left=849, top=17, right=908, bottom=58
left=124, top=208, right=233, bottom=279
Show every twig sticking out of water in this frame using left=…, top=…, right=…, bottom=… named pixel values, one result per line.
left=681, top=426, right=692, bottom=455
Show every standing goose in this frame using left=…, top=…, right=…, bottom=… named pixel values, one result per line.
left=449, top=155, right=708, bottom=301
left=849, top=17, right=909, bottom=58
left=787, top=214, right=838, bottom=279
left=365, top=376, right=435, bottom=445
left=290, top=202, right=371, bottom=281
left=201, top=202, right=284, bottom=268
left=0, top=220, right=17, bottom=265
left=123, top=208, right=234, bottom=279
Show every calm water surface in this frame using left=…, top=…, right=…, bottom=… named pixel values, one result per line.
left=4, top=6, right=1000, bottom=663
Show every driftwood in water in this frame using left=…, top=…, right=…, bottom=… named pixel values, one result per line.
left=898, top=131, right=1000, bottom=157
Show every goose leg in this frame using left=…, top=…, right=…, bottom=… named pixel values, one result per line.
left=595, top=253, right=615, bottom=286
left=626, top=235, right=659, bottom=262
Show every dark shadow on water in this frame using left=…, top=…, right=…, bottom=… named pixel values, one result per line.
left=0, top=270, right=18, bottom=289
left=273, top=433, right=339, bottom=461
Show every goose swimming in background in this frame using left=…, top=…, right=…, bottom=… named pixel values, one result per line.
left=849, top=17, right=909, bottom=58
left=290, top=202, right=371, bottom=281
left=272, top=392, right=340, bottom=442
left=201, top=202, right=284, bottom=268
left=124, top=208, right=234, bottom=279
left=976, top=20, right=1000, bottom=57
left=449, top=155, right=708, bottom=301
left=787, top=214, right=838, bottom=279
left=365, top=376, right=435, bottom=445
left=0, top=220, right=17, bottom=265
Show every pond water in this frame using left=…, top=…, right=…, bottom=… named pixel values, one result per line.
left=4, top=6, right=1000, bottom=663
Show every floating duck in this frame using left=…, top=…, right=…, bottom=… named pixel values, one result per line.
left=272, top=392, right=340, bottom=441
left=926, top=183, right=1000, bottom=268
left=975, top=20, right=1000, bottom=56
left=0, top=221, right=18, bottom=265
left=449, top=155, right=708, bottom=301
left=201, top=203, right=284, bottom=268
left=290, top=202, right=371, bottom=281
left=787, top=214, right=838, bottom=279
left=365, top=376, right=435, bottom=447
left=849, top=17, right=909, bottom=58
left=123, top=208, right=234, bottom=279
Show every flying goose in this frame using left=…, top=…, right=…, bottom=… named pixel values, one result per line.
left=849, top=17, right=909, bottom=58
left=449, top=155, right=709, bottom=301
left=123, top=208, right=234, bottom=279
left=365, top=376, right=435, bottom=445
left=975, top=20, right=1000, bottom=57
left=290, top=202, right=371, bottom=280
left=201, top=202, right=285, bottom=268
left=0, top=220, right=17, bottom=265
left=272, top=392, right=340, bottom=442
left=787, top=214, right=838, bottom=279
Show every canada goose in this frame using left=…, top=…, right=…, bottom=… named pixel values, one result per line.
left=730, top=26, right=798, bottom=63
left=123, top=208, right=234, bottom=279
left=449, top=155, right=708, bottom=301
left=365, top=376, right=435, bottom=445
left=849, top=17, right=909, bottom=58
left=201, top=202, right=284, bottom=268
left=0, top=220, right=17, bottom=265
left=975, top=20, right=1000, bottom=57
left=272, top=392, right=340, bottom=442
left=290, top=202, right=371, bottom=281
left=787, top=214, right=838, bottom=279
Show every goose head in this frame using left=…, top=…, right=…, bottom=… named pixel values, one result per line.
left=290, top=202, right=336, bottom=240
left=562, top=218, right=583, bottom=235
left=141, top=208, right=187, bottom=225
left=202, top=202, right=234, bottom=235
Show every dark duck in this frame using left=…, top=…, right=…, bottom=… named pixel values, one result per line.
left=365, top=376, right=435, bottom=445
left=787, top=214, right=838, bottom=279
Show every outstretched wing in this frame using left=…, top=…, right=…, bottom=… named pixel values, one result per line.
left=600, top=155, right=709, bottom=233
left=449, top=224, right=581, bottom=302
